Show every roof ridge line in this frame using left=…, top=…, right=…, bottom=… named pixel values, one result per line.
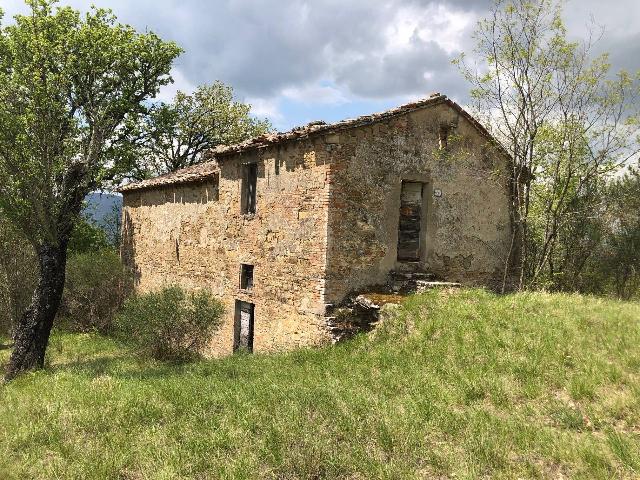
left=119, top=93, right=509, bottom=193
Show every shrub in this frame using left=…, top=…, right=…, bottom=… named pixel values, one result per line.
left=60, top=249, right=132, bottom=333
left=0, top=218, right=37, bottom=337
left=68, top=217, right=112, bottom=255
left=115, top=286, right=224, bottom=361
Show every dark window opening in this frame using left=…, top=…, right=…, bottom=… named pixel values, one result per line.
left=242, top=163, right=257, bottom=214
left=175, top=238, right=180, bottom=263
left=439, top=125, right=451, bottom=150
left=275, top=158, right=280, bottom=175
left=240, top=264, right=254, bottom=290
left=209, top=175, right=220, bottom=202
left=234, top=300, right=254, bottom=353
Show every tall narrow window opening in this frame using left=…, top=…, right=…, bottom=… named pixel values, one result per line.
left=242, top=163, right=257, bottom=214
left=439, top=125, right=451, bottom=150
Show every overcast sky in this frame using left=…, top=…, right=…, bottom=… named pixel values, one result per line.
left=2, top=0, right=639, bottom=130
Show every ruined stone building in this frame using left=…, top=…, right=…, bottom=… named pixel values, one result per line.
left=120, top=94, right=513, bottom=356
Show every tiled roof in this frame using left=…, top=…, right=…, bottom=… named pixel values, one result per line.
left=118, top=161, right=219, bottom=192
left=119, top=93, right=504, bottom=192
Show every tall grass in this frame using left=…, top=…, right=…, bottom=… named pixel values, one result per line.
left=0, top=289, right=639, bottom=479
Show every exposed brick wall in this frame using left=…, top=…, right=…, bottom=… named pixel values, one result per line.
left=121, top=138, right=333, bottom=356
left=121, top=101, right=514, bottom=356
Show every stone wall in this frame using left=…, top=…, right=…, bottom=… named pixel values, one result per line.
left=121, top=138, right=333, bottom=356
left=121, top=100, right=514, bottom=356
left=323, top=103, right=513, bottom=304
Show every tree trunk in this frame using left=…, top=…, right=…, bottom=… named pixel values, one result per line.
left=5, top=241, right=68, bottom=381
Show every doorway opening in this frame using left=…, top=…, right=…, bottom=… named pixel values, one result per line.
left=397, top=181, right=425, bottom=261
left=234, top=300, right=254, bottom=353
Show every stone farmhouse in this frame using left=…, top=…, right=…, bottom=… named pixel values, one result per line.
left=120, top=93, right=513, bottom=356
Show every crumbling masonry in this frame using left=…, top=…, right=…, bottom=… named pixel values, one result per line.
left=120, top=94, right=513, bottom=356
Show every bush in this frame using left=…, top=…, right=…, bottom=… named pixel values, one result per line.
left=115, top=286, right=224, bottom=361
left=0, top=218, right=37, bottom=337
left=68, top=217, right=112, bottom=255
left=60, top=249, right=132, bottom=333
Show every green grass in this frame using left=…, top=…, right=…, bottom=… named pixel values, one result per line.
left=1, top=289, right=639, bottom=479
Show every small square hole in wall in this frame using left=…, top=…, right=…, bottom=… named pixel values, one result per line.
left=240, top=264, right=254, bottom=290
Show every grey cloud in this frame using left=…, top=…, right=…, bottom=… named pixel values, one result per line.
left=334, top=36, right=467, bottom=100
left=4, top=0, right=462, bottom=98
left=157, top=0, right=477, bottom=99
left=607, top=33, right=640, bottom=75
left=156, top=0, right=402, bottom=96
left=2, top=0, right=639, bottom=104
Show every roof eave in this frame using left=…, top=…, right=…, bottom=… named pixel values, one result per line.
left=118, top=94, right=511, bottom=193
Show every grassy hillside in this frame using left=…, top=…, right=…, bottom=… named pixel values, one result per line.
left=1, top=289, right=639, bottom=479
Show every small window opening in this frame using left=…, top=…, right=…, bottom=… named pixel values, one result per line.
left=439, top=125, right=451, bottom=150
left=275, top=158, right=280, bottom=175
left=175, top=238, right=180, bottom=263
left=242, top=163, right=257, bottom=214
left=240, top=264, right=254, bottom=290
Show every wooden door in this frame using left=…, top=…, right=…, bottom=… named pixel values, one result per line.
left=397, top=181, right=424, bottom=261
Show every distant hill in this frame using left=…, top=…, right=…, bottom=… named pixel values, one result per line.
left=84, top=192, right=122, bottom=227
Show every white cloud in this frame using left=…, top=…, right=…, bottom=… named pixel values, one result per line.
left=281, top=83, right=349, bottom=106
left=245, top=97, right=283, bottom=123
left=154, top=67, right=196, bottom=103
left=2, top=0, right=638, bottom=128
left=0, top=0, right=29, bottom=19
left=384, top=4, right=475, bottom=55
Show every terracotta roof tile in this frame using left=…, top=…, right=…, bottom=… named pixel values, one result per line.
left=118, top=162, right=218, bottom=192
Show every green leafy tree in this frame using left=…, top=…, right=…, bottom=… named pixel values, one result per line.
left=550, top=168, right=640, bottom=299
left=604, top=170, right=640, bottom=298
left=457, top=0, right=640, bottom=291
left=0, top=1, right=181, bottom=380
left=113, top=82, right=272, bottom=180
left=582, top=169, right=640, bottom=299
left=101, top=201, right=123, bottom=248
left=67, top=217, right=112, bottom=255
